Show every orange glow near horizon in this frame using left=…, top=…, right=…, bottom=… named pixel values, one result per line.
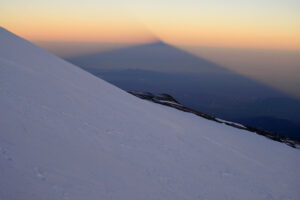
left=1, top=0, right=300, bottom=50
left=1, top=16, right=158, bottom=43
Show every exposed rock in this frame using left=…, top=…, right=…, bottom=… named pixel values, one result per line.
left=128, top=91, right=300, bottom=148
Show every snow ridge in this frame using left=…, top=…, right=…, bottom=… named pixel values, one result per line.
left=0, top=27, right=300, bottom=200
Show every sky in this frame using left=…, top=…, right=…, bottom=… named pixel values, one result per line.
left=1, top=0, right=300, bottom=97
left=1, top=0, right=300, bottom=50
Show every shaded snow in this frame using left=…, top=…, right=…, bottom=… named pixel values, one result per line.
left=0, top=27, right=299, bottom=200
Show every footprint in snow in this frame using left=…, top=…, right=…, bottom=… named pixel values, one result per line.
left=0, top=146, right=13, bottom=161
left=34, top=167, right=46, bottom=181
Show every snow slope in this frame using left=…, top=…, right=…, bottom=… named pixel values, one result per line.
left=0, top=27, right=299, bottom=200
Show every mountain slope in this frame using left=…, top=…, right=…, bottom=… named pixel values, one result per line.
left=0, top=27, right=299, bottom=200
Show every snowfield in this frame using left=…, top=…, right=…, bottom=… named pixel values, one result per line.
left=0, top=27, right=299, bottom=200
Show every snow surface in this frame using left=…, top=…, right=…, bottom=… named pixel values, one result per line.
left=0, top=27, right=299, bottom=200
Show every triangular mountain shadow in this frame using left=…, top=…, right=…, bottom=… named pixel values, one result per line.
left=67, top=40, right=300, bottom=140
left=67, top=40, right=231, bottom=74
left=67, top=40, right=287, bottom=99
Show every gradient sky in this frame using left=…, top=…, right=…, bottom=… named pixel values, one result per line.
left=1, top=0, right=300, bottom=50
left=1, top=0, right=300, bottom=98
